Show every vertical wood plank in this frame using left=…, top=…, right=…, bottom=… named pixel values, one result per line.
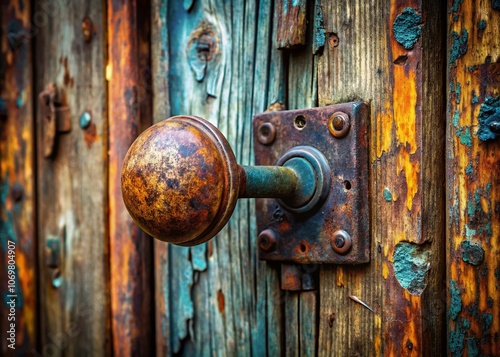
left=446, top=0, right=500, bottom=355
left=151, top=0, right=286, bottom=355
left=0, top=1, right=37, bottom=354
left=108, top=0, right=154, bottom=355
left=317, top=0, right=446, bottom=355
left=275, top=0, right=308, bottom=49
left=35, top=0, right=110, bottom=355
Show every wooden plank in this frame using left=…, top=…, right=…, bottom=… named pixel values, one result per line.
left=108, top=0, right=154, bottom=355
left=446, top=0, right=500, bottom=355
left=0, top=1, right=37, bottom=354
left=316, top=0, right=446, bottom=355
left=35, top=0, right=110, bottom=355
left=275, top=0, right=308, bottom=49
left=151, top=0, right=286, bottom=355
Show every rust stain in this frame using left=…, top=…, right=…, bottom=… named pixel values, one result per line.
left=83, top=122, right=98, bottom=148
left=217, top=290, right=225, bottom=314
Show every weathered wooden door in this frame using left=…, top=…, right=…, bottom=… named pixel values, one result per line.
left=1, top=0, right=499, bottom=356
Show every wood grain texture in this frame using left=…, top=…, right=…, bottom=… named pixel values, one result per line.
left=317, top=0, right=446, bottom=355
left=152, top=0, right=286, bottom=355
left=35, top=0, right=110, bottom=355
left=108, top=0, right=154, bottom=355
left=0, top=1, right=37, bottom=354
left=275, top=0, right=308, bottom=49
left=446, top=0, right=500, bottom=355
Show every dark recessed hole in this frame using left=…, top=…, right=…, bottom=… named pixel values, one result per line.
left=344, top=180, right=352, bottom=190
left=294, top=115, right=306, bottom=130
left=299, top=243, right=307, bottom=252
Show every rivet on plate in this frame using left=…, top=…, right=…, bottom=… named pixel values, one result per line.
left=328, top=112, right=351, bottom=138
left=257, top=122, right=276, bottom=145
left=331, top=230, right=352, bottom=254
left=258, top=229, right=278, bottom=252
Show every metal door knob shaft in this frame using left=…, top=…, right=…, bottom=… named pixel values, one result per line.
left=121, top=116, right=329, bottom=246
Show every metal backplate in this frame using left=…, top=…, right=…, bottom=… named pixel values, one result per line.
left=253, top=102, right=370, bottom=264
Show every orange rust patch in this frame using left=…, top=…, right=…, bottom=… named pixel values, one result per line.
left=83, top=122, right=98, bottom=148
left=217, top=290, right=225, bottom=313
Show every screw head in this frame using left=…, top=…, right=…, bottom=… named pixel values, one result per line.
left=331, top=230, right=352, bottom=254
left=328, top=112, right=351, bottom=138
left=258, top=229, right=278, bottom=252
left=79, top=111, right=92, bottom=129
left=257, top=122, right=276, bottom=145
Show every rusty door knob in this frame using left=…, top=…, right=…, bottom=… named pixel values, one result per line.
left=121, top=116, right=330, bottom=246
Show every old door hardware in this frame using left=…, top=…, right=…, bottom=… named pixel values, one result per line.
left=121, top=102, right=369, bottom=265
left=254, top=102, right=369, bottom=264
left=39, top=83, right=71, bottom=158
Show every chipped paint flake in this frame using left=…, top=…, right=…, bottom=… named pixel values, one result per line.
left=393, top=242, right=430, bottom=295
left=392, top=8, right=422, bottom=50
left=449, top=30, right=468, bottom=66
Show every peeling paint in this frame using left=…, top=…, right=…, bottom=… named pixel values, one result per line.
left=313, top=3, right=326, bottom=54
left=451, top=0, right=463, bottom=12
left=471, top=91, right=479, bottom=104
left=493, top=0, right=500, bottom=10
left=481, top=313, right=493, bottom=334
left=383, top=187, right=392, bottom=202
left=392, top=8, right=422, bottom=50
left=449, top=318, right=470, bottom=357
left=465, top=163, right=474, bottom=176
left=478, top=20, right=487, bottom=30
left=467, top=337, right=479, bottom=357
left=449, top=280, right=462, bottom=321
left=449, top=30, right=468, bottom=66
left=393, top=242, right=430, bottom=295
left=460, top=241, right=485, bottom=265
left=477, top=96, right=500, bottom=141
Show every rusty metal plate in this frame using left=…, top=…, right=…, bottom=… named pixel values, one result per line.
left=254, top=102, right=370, bottom=264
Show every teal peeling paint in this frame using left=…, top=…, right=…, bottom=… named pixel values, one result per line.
left=481, top=313, right=493, bottom=333
left=392, top=8, right=422, bottom=50
left=477, top=96, right=500, bottom=141
left=465, top=163, right=474, bottom=176
left=467, top=337, right=479, bottom=357
left=458, top=127, right=472, bottom=147
left=460, top=241, right=485, bottom=266
left=393, top=242, right=430, bottom=295
left=313, top=3, right=326, bottom=54
left=465, top=225, right=476, bottom=239
left=449, top=318, right=470, bottom=357
left=478, top=20, right=487, bottom=30
left=449, top=30, right=469, bottom=66
left=383, top=188, right=392, bottom=201
left=456, top=82, right=461, bottom=104
left=449, top=280, right=462, bottom=321
left=453, top=110, right=460, bottom=128
left=471, top=91, right=479, bottom=104
left=191, top=243, right=207, bottom=271
left=451, top=0, right=463, bottom=12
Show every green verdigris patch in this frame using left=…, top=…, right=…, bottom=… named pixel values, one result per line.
left=449, top=280, right=462, bottom=321
left=449, top=29, right=468, bottom=66
left=477, top=96, right=500, bottom=141
left=393, top=241, right=430, bottom=295
left=392, top=8, right=422, bottom=50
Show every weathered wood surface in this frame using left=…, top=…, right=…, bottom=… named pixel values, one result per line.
left=108, top=0, right=154, bottom=355
left=152, top=0, right=286, bottom=355
left=446, top=0, right=500, bottom=355
left=35, top=0, right=110, bottom=355
left=0, top=1, right=37, bottom=354
left=317, top=1, right=446, bottom=355
left=275, top=0, right=307, bottom=49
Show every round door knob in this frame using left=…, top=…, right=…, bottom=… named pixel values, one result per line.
left=121, top=116, right=330, bottom=246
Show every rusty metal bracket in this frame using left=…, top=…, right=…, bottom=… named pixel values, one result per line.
left=254, top=102, right=370, bottom=265
left=39, top=83, right=71, bottom=158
